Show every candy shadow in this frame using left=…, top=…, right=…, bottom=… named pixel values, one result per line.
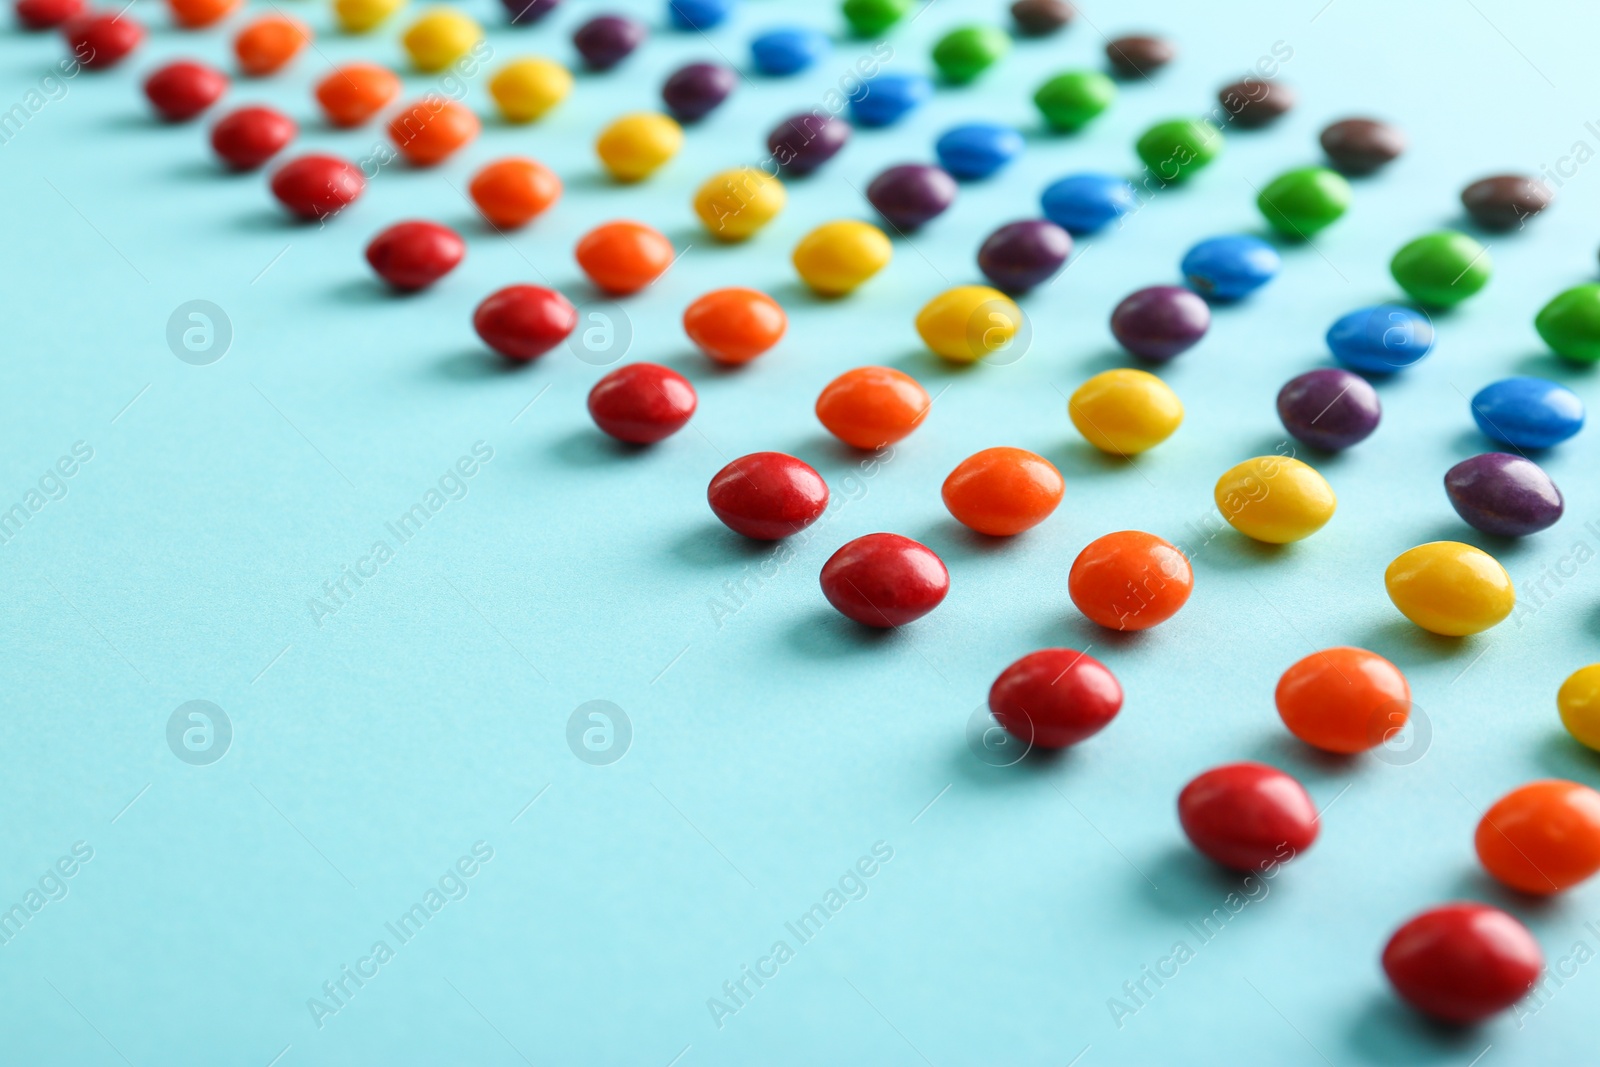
left=664, top=522, right=774, bottom=568
left=781, top=431, right=873, bottom=472
left=1050, top=441, right=1148, bottom=482
left=885, top=346, right=982, bottom=382
left=1134, top=844, right=1260, bottom=918
left=1341, top=993, right=1485, bottom=1065
left=1532, top=729, right=1600, bottom=781
left=1237, top=731, right=1361, bottom=784
left=232, top=208, right=309, bottom=233
left=168, top=158, right=251, bottom=182
left=329, top=276, right=417, bottom=305
left=1440, top=867, right=1569, bottom=920
left=1345, top=618, right=1471, bottom=670
left=1034, top=611, right=1148, bottom=651
left=98, top=112, right=165, bottom=132
left=1402, top=519, right=1539, bottom=565
left=782, top=607, right=902, bottom=658
left=1070, top=346, right=1138, bottom=376
left=430, top=347, right=525, bottom=381
left=764, top=279, right=835, bottom=310
left=946, top=734, right=1074, bottom=791
left=658, top=348, right=746, bottom=379
left=545, top=426, right=654, bottom=469
left=912, top=518, right=1022, bottom=562
left=1188, top=531, right=1289, bottom=572
left=1513, top=349, right=1593, bottom=379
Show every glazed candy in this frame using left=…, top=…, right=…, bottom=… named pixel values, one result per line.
left=1214, top=456, right=1335, bottom=543
left=315, top=63, right=400, bottom=127
left=1476, top=780, right=1600, bottom=894
left=1384, top=541, right=1514, bottom=636
left=573, top=14, right=645, bottom=70
left=931, top=25, right=1009, bottom=83
left=989, top=649, right=1122, bottom=750
left=270, top=154, right=362, bottom=220
left=144, top=60, right=227, bottom=122
left=388, top=99, right=478, bottom=165
left=489, top=57, right=572, bottom=122
left=694, top=168, right=785, bottom=240
left=976, top=220, right=1071, bottom=292
left=683, top=288, right=786, bottom=364
left=575, top=221, right=673, bottom=295
left=1068, top=369, right=1182, bottom=455
left=1180, top=235, right=1279, bottom=300
left=668, top=0, right=733, bottom=30
left=848, top=72, right=932, bottom=127
left=1217, top=77, right=1294, bottom=127
left=842, top=0, right=912, bottom=36
left=234, top=14, right=309, bottom=76
left=815, top=367, right=929, bottom=448
left=941, top=447, right=1064, bottom=536
left=867, top=164, right=957, bottom=230
left=1256, top=166, right=1350, bottom=238
left=1040, top=173, right=1135, bottom=234
left=935, top=123, right=1024, bottom=180
left=1470, top=377, right=1583, bottom=449
left=1390, top=231, right=1491, bottom=307
left=63, top=11, right=143, bottom=68
left=1032, top=70, right=1115, bottom=131
left=1320, top=117, right=1404, bottom=174
left=820, top=533, right=949, bottom=627
left=470, top=157, right=561, bottom=228
left=333, top=0, right=401, bottom=32
left=17, top=0, right=83, bottom=28
left=1106, top=34, right=1173, bottom=78
left=1136, top=118, right=1222, bottom=182
left=1535, top=284, right=1600, bottom=362
left=1444, top=453, right=1563, bottom=537
left=1326, top=305, right=1434, bottom=372
left=792, top=220, right=892, bottom=295
left=165, top=0, right=231, bottom=27
left=1558, top=665, right=1600, bottom=752
left=401, top=8, right=479, bottom=72
left=661, top=62, right=735, bottom=122
left=1276, top=368, right=1380, bottom=450
left=1068, top=530, right=1192, bottom=630
left=473, top=285, right=577, bottom=361
left=595, top=112, right=682, bottom=181
left=915, top=285, right=1021, bottom=362
left=767, top=113, right=850, bottom=176
left=210, top=105, right=294, bottom=170
left=1382, top=905, right=1542, bottom=1024
left=365, top=221, right=465, bottom=290
left=1461, top=174, right=1551, bottom=230
left=588, top=363, right=696, bottom=445
left=1109, top=286, right=1209, bottom=361
left=1010, top=0, right=1074, bottom=34
left=708, top=452, right=828, bottom=540
left=1178, top=762, right=1318, bottom=871
left=750, top=26, right=828, bottom=75
left=1275, top=647, right=1410, bottom=754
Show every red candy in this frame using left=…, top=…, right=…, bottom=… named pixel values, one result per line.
left=365, top=220, right=465, bottom=291
left=707, top=452, right=828, bottom=540
left=210, top=105, right=295, bottom=170
left=1177, top=761, right=1318, bottom=871
left=1382, top=903, right=1542, bottom=1024
left=270, top=154, right=364, bottom=221
left=63, top=10, right=143, bottom=69
left=143, top=59, right=227, bottom=122
left=16, top=0, right=84, bottom=30
left=588, top=363, right=697, bottom=444
left=820, top=533, right=949, bottom=628
left=473, top=285, right=577, bottom=362
left=988, top=649, right=1123, bottom=749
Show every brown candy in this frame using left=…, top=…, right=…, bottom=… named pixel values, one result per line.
left=1319, top=118, right=1406, bottom=175
left=1106, top=35, right=1175, bottom=79
left=1461, top=174, right=1552, bottom=230
left=1217, top=78, right=1296, bottom=128
left=1010, top=0, right=1074, bottom=35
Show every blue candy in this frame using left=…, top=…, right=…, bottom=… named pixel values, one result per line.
left=750, top=27, right=829, bottom=75
left=1326, top=305, right=1435, bottom=372
left=1039, top=173, right=1136, bottom=234
left=1471, top=376, right=1584, bottom=449
left=934, top=123, right=1024, bottom=180
left=1181, top=235, right=1281, bottom=301
left=669, top=0, right=734, bottom=30
left=848, top=72, right=932, bottom=127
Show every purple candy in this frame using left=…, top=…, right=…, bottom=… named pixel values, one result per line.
left=977, top=219, right=1072, bottom=292
left=866, top=164, right=958, bottom=231
left=767, top=112, right=850, bottom=176
left=500, top=0, right=560, bottom=24
left=1276, top=368, right=1381, bottom=451
left=661, top=62, right=736, bottom=122
left=1109, top=286, right=1210, bottom=361
left=1445, top=453, right=1563, bottom=537
left=573, top=15, right=647, bottom=70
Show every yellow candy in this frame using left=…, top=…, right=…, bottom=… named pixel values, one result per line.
left=334, top=0, right=404, bottom=33
left=1069, top=369, right=1183, bottom=455
left=915, top=285, right=1022, bottom=362
left=792, top=220, right=892, bottom=295
left=402, top=8, right=482, bottom=72
left=1384, top=541, right=1514, bottom=636
left=1559, top=665, right=1600, bottom=751
left=694, top=167, right=786, bottom=241
left=489, top=57, right=572, bottom=123
left=595, top=112, right=683, bottom=182
left=1214, top=455, right=1335, bottom=543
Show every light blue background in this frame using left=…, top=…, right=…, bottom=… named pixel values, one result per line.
left=2, top=0, right=1599, bottom=1063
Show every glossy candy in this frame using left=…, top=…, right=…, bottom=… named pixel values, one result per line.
left=866, top=164, right=956, bottom=230
left=388, top=99, right=479, bottom=166
left=820, top=533, right=948, bottom=627
left=989, top=649, right=1122, bottom=750
left=166, top=0, right=234, bottom=27
left=1391, top=231, right=1491, bottom=307
left=694, top=167, right=785, bottom=240
left=768, top=113, right=850, bottom=176
left=576, top=221, right=673, bottom=295
left=942, top=447, right=1064, bottom=536
left=1383, top=904, right=1542, bottom=1024
left=573, top=14, right=645, bottom=70
left=315, top=63, right=399, bottom=128
left=402, top=8, right=481, bottom=72
left=668, top=0, right=732, bottom=30
left=1040, top=173, right=1135, bottom=234
left=977, top=220, right=1071, bottom=292
left=661, top=62, right=735, bottom=122
left=935, top=123, right=1023, bottom=180
left=1277, top=369, right=1381, bottom=451
left=1535, top=284, right=1600, bottom=362
left=1462, top=174, right=1551, bottom=230
left=1136, top=118, right=1222, bottom=182
left=683, top=288, right=785, bottom=364
left=1326, top=305, right=1435, bottom=373
left=792, top=220, right=891, bottom=296
left=842, top=0, right=911, bottom=36
left=1476, top=780, right=1600, bottom=895
left=1217, top=77, right=1295, bottom=127
left=1110, top=286, right=1209, bottom=361
left=333, top=0, right=401, bottom=33
left=1385, top=541, right=1514, bottom=636
left=470, top=157, right=561, bottom=228
left=848, top=72, right=931, bottom=127
left=1320, top=117, right=1404, bottom=175
left=1215, top=456, right=1335, bottom=544
left=1257, top=166, right=1351, bottom=238
left=144, top=60, right=227, bottom=122
left=270, top=154, right=362, bottom=220
left=815, top=367, right=929, bottom=448
left=1558, top=665, right=1600, bottom=752
left=588, top=363, right=696, bottom=445
left=931, top=25, right=1009, bottom=83
left=234, top=14, right=309, bottom=76
left=1181, top=235, right=1280, bottom=300
left=1032, top=70, right=1115, bottom=131
left=489, top=58, right=572, bottom=122
left=473, top=285, right=577, bottom=361
left=64, top=11, right=142, bottom=68
left=1178, top=762, right=1318, bottom=871
left=1069, top=369, right=1182, bottom=456
left=210, top=105, right=294, bottom=169
left=708, top=452, right=828, bottom=540
left=365, top=221, right=465, bottom=291
left=751, top=27, right=828, bottom=75
left=1445, top=453, right=1563, bottom=537
left=1069, top=530, right=1192, bottom=631
left=1276, top=647, right=1410, bottom=754
left=595, top=112, right=682, bottom=182
left=1106, top=34, right=1173, bottom=78
left=17, top=0, right=82, bottom=28
left=1470, top=377, right=1583, bottom=449
left=1011, top=0, right=1074, bottom=36
left=915, top=285, right=1022, bottom=362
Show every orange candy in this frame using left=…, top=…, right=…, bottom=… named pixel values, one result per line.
left=314, top=63, right=400, bottom=128
left=388, top=99, right=479, bottom=166
left=942, top=447, right=1063, bottom=536
left=683, top=288, right=786, bottom=365
left=234, top=14, right=311, bottom=76
left=168, top=0, right=239, bottom=28
left=1275, top=647, right=1411, bottom=754
left=1069, top=530, right=1193, bottom=631
left=574, top=221, right=673, bottom=295
left=469, top=157, right=561, bottom=228
left=1476, top=780, right=1600, bottom=895
left=815, top=366, right=930, bottom=449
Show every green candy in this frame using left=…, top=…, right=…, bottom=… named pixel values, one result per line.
left=1390, top=231, right=1491, bottom=307
left=1135, top=118, right=1223, bottom=183
left=1535, top=284, right=1600, bottom=362
left=931, top=25, right=1009, bottom=83
left=1256, top=166, right=1351, bottom=238
left=1033, top=70, right=1116, bottom=132
left=842, top=0, right=913, bottom=36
